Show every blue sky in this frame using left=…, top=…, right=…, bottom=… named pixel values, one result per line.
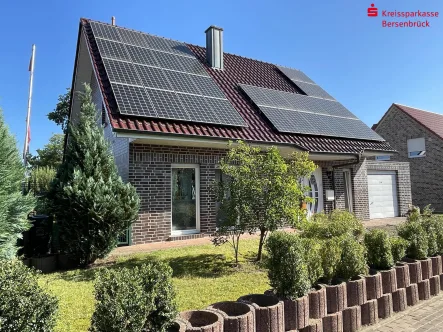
left=0, top=0, right=442, bottom=154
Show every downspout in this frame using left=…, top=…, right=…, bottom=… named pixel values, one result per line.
left=330, top=152, right=363, bottom=209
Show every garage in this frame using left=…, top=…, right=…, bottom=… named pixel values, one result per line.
left=367, top=170, right=399, bottom=219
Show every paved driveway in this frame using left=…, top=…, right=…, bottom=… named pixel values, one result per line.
left=364, top=217, right=406, bottom=228
left=362, top=292, right=443, bottom=332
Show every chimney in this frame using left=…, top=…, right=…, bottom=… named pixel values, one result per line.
left=205, top=26, right=223, bottom=70
left=111, top=16, right=116, bottom=26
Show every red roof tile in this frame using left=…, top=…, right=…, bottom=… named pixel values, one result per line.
left=394, top=104, right=443, bottom=140
left=80, top=18, right=394, bottom=154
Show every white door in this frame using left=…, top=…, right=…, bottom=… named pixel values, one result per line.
left=367, top=171, right=399, bottom=219
left=303, top=168, right=324, bottom=218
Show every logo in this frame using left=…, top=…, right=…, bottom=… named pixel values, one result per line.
left=368, top=4, right=378, bottom=17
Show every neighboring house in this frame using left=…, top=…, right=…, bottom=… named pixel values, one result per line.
left=68, top=18, right=411, bottom=245
left=373, top=103, right=443, bottom=212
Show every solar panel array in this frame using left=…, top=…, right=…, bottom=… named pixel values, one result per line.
left=240, top=84, right=383, bottom=141
left=277, top=66, right=335, bottom=101
left=89, top=21, right=246, bottom=127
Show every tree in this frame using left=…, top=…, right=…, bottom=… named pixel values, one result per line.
left=218, top=141, right=316, bottom=261
left=27, top=133, right=64, bottom=169
left=0, top=109, right=36, bottom=259
left=48, top=84, right=140, bottom=266
left=47, top=88, right=70, bottom=133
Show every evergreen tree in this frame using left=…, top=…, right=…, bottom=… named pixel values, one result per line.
left=0, top=109, right=35, bottom=259
left=48, top=84, right=140, bottom=266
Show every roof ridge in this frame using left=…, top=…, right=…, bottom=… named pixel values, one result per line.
left=394, top=103, right=442, bottom=116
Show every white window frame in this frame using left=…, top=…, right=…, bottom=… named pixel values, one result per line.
left=343, top=169, right=353, bottom=213
left=171, top=164, right=200, bottom=236
left=407, top=137, right=426, bottom=158
left=376, top=155, right=391, bottom=161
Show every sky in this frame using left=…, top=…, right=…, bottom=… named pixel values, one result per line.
left=0, top=0, right=442, bottom=154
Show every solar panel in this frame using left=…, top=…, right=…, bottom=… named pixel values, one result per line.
left=89, top=20, right=246, bottom=127
left=277, top=66, right=315, bottom=84
left=294, top=81, right=335, bottom=101
left=240, top=84, right=383, bottom=141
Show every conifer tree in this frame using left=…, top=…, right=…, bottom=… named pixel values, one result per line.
left=0, top=109, right=35, bottom=259
left=48, top=84, right=140, bottom=266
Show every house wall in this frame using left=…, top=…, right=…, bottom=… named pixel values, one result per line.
left=375, top=105, right=443, bottom=212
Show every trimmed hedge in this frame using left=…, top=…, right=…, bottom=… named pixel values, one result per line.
left=365, top=229, right=394, bottom=270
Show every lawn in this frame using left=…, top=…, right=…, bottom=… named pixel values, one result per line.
left=39, top=238, right=269, bottom=332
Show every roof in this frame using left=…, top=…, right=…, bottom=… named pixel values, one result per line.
left=79, top=18, right=395, bottom=155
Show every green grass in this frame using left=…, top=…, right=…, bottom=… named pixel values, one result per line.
left=39, top=238, right=269, bottom=332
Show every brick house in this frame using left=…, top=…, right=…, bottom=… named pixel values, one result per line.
left=373, top=103, right=443, bottom=212
left=68, top=18, right=412, bottom=245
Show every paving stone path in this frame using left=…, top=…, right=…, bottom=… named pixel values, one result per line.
left=362, top=292, right=443, bottom=332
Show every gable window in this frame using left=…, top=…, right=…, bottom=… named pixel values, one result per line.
left=407, top=138, right=426, bottom=158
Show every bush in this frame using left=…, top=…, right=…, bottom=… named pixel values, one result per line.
left=29, top=166, right=57, bottom=195
left=337, top=236, right=368, bottom=280
left=301, top=237, right=323, bottom=287
left=421, top=216, right=440, bottom=256
left=0, top=260, right=58, bottom=331
left=302, top=210, right=364, bottom=240
left=390, top=236, right=408, bottom=262
left=398, top=221, right=428, bottom=260
left=266, top=231, right=310, bottom=299
left=364, top=229, right=394, bottom=270
left=90, top=261, right=177, bottom=332
left=320, top=237, right=342, bottom=284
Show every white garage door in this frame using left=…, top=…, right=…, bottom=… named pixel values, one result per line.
left=367, top=171, right=399, bottom=219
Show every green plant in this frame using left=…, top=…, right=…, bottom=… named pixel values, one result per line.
left=398, top=221, right=428, bottom=260
left=320, top=237, right=342, bottom=284
left=302, top=210, right=364, bottom=240
left=29, top=166, right=57, bottom=194
left=337, top=236, right=368, bottom=280
left=301, top=237, right=323, bottom=287
left=364, top=229, right=394, bottom=270
left=390, top=236, right=408, bottom=262
left=219, top=141, right=316, bottom=261
left=0, top=260, right=58, bottom=331
left=48, top=84, right=140, bottom=266
left=0, top=108, right=36, bottom=259
left=421, top=216, right=440, bottom=256
left=266, top=231, right=310, bottom=299
left=90, top=261, right=177, bottom=332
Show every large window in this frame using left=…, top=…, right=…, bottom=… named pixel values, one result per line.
left=407, top=137, right=426, bottom=158
left=215, top=169, right=230, bottom=227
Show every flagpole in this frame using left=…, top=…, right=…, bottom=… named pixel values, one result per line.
left=23, top=44, right=36, bottom=167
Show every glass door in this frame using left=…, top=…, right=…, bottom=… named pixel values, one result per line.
left=171, top=165, right=199, bottom=234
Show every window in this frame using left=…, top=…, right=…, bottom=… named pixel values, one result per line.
left=343, top=169, right=353, bottom=213
left=407, top=138, right=426, bottom=158
left=215, top=169, right=231, bottom=227
left=376, top=155, right=391, bottom=161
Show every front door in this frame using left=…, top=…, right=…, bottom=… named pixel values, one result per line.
left=171, top=165, right=200, bottom=234
left=304, top=168, right=324, bottom=218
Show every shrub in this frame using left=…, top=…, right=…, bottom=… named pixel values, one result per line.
left=90, top=261, right=177, bottom=332
left=266, top=231, right=310, bottom=299
left=320, top=237, right=342, bottom=284
left=398, top=221, right=428, bottom=260
left=390, top=236, right=408, bottom=262
left=0, top=260, right=58, bottom=331
left=302, top=210, right=364, bottom=240
left=301, top=237, right=323, bottom=287
left=421, top=216, right=440, bottom=256
left=29, top=166, right=56, bottom=195
left=337, top=236, right=368, bottom=280
left=364, top=229, right=394, bottom=270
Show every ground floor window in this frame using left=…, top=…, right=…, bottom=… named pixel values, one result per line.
left=343, top=169, right=353, bottom=212
left=171, top=164, right=200, bottom=234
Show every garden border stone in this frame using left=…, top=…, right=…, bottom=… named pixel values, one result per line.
left=237, top=294, right=284, bottom=332
left=377, top=293, right=393, bottom=319
left=406, top=284, right=419, bottom=307
left=180, top=309, right=224, bottom=332
left=207, top=301, right=255, bottom=332
left=431, top=256, right=442, bottom=276
left=420, top=258, right=432, bottom=280
left=322, top=311, right=343, bottom=332
left=404, top=259, right=422, bottom=284
left=395, top=262, right=410, bottom=289
left=299, top=319, right=322, bottom=332
left=342, top=306, right=361, bottom=332
left=418, top=279, right=431, bottom=300
left=308, top=284, right=327, bottom=319
left=326, top=281, right=347, bottom=314
left=346, top=276, right=366, bottom=307
left=429, top=275, right=440, bottom=296
left=361, top=299, right=378, bottom=326
left=167, top=317, right=188, bottom=332
left=392, top=288, right=407, bottom=312
left=380, top=268, right=397, bottom=294
left=365, top=271, right=382, bottom=300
